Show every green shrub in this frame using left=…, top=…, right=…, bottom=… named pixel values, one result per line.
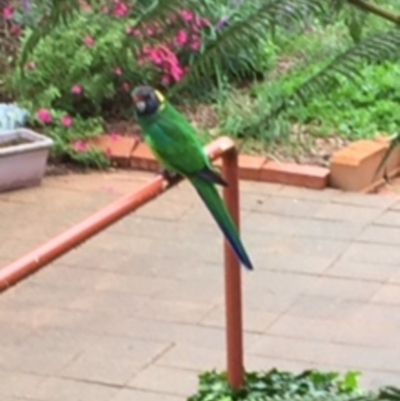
left=6, top=2, right=213, bottom=165
left=188, top=369, right=364, bottom=401
left=288, top=62, right=400, bottom=139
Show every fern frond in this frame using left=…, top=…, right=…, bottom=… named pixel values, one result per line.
left=173, top=0, right=328, bottom=91
left=135, top=0, right=211, bottom=28
left=268, top=29, right=400, bottom=121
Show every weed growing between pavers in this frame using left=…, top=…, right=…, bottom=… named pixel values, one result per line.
left=188, top=369, right=400, bottom=401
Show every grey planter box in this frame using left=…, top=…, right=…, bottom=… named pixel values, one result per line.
left=0, top=128, right=53, bottom=192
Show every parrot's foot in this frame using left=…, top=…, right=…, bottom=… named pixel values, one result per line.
left=160, top=168, right=180, bottom=181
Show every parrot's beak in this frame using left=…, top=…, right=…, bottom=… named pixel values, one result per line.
left=132, top=95, right=146, bottom=112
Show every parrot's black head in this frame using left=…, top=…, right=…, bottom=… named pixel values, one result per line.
left=131, top=86, right=165, bottom=117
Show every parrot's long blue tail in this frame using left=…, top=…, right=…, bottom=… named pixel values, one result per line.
left=190, top=176, right=253, bottom=270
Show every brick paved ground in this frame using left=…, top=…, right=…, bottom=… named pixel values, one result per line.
left=1, top=172, right=400, bottom=401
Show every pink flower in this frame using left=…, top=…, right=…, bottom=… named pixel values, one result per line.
left=190, top=39, right=201, bottom=51
left=83, top=36, right=95, bottom=47
left=114, top=67, right=123, bottom=76
left=149, top=50, right=163, bottom=66
left=36, top=108, right=53, bottom=124
left=180, top=9, right=193, bottom=22
left=71, top=140, right=88, bottom=153
left=175, top=30, right=188, bottom=46
left=121, top=82, right=131, bottom=92
left=71, top=85, right=83, bottom=95
left=110, top=132, right=120, bottom=141
left=61, top=115, right=73, bottom=128
left=113, top=1, right=129, bottom=17
left=170, top=65, right=184, bottom=82
left=3, top=5, right=14, bottom=19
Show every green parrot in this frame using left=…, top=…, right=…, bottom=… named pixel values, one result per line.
left=131, top=85, right=253, bottom=270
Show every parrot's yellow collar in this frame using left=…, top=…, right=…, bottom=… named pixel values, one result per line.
left=155, top=90, right=166, bottom=110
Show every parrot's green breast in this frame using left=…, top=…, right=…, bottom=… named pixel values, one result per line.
left=136, top=102, right=211, bottom=177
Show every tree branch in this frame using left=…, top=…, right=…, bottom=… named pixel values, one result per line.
left=346, top=0, right=400, bottom=25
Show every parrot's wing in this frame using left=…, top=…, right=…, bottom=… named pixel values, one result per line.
left=144, top=105, right=212, bottom=176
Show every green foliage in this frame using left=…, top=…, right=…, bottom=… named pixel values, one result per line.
left=188, top=369, right=400, bottom=401
left=287, top=62, right=400, bottom=139
left=5, top=0, right=400, bottom=168
left=188, top=369, right=364, bottom=401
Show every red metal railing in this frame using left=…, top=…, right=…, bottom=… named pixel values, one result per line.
left=0, top=136, right=245, bottom=389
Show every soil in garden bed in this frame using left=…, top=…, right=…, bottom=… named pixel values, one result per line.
left=44, top=103, right=349, bottom=177
left=0, top=137, right=32, bottom=148
left=105, top=104, right=349, bottom=168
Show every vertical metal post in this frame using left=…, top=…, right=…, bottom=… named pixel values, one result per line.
left=222, top=147, right=244, bottom=389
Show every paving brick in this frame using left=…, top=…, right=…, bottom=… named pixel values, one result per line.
left=242, top=214, right=297, bottom=236
left=250, top=196, right=324, bottom=218
left=245, top=354, right=330, bottom=373
left=0, top=322, right=33, bottom=346
left=335, top=307, right=400, bottom=348
left=342, top=242, right=400, bottom=266
left=314, top=203, right=382, bottom=223
left=277, top=186, right=338, bottom=201
left=61, top=337, right=171, bottom=386
left=326, top=259, right=399, bottom=282
left=267, top=315, right=343, bottom=343
left=281, top=236, right=349, bottom=259
left=1, top=282, right=86, bottom=310
left=134, top=197, right=193, bottom=220
left=32, top=376, right=118, bottom=401
left=110, top=389, right=183, bottom=401
left=291, top=218, right=365, bottom=240
left=357, top=224, right=400, bottom=245
left=0, top=370, right=46, bottom=398
left=332, top=191, right=397, bottom=209
left=304, top=276, right=381, bottom=301
left=250, top=335, right=390, bottom=371
left=239, top=180, right=283, bottom=195
left=287, top=294, right=361, bottom=320
left=371, top=285, right=400, bottom=305
left=156, top=344, right=225, bottom=372
left=28, top=264, right=113, bottom=290
left=128, top=365, right=199, bottom=396
left=252, top=253, right=334, bottom=274
left=200, top=305, right=278, bottom=333
left=389, top=270, right=400, bottom=284
left=133, top=298, right=215, bottom=324
left=374, top=210, right=400, bottom=226
left=155, top=280, right=223, bottom=304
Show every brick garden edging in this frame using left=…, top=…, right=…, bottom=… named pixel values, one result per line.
left=89, top=135, right=399, bottom=192
left=330, top=137, right=400, bottom=193
left=89, top=135, right=329, bottom=190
